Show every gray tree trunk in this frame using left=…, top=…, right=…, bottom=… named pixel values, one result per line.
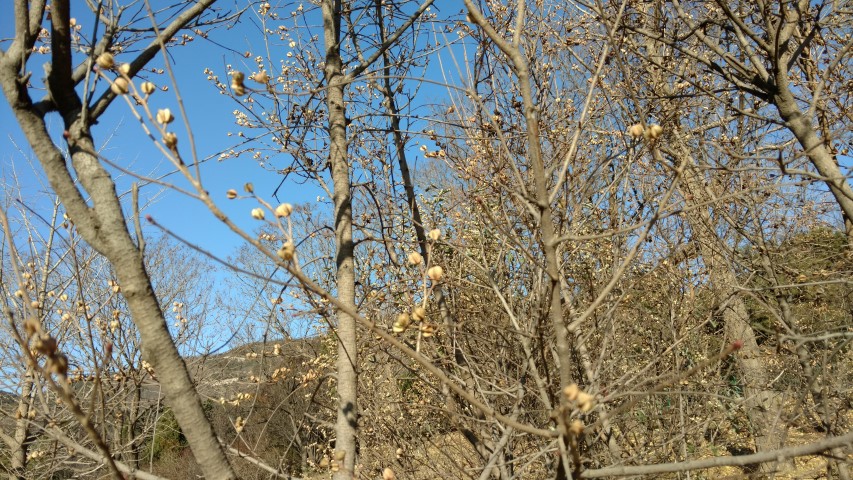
left=322, top=1, right=359, bottom=477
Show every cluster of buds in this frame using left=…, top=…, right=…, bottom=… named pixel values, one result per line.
left=563, top=383, right=596, bottom=413
left=627, top=123, right=664, bottom=141
left=231, top=71, right=246, bottom=96
left=233, top=416, right=245, bottom=433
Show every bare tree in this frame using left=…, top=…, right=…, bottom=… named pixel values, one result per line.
left=0, top=1, right=235, bottom=477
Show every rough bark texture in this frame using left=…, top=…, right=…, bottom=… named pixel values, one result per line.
left=680, top=163, right=786, bottom=470
left=0, top=1, right=235, bottom=478
left=322, top=1, right=359, bottom=477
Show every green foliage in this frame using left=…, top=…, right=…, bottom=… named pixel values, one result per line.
left=143, top=408, right=188, bottom=461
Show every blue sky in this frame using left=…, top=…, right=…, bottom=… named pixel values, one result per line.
left=0, top=7, right=323, bottom=262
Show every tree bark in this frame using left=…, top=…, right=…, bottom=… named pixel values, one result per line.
left=322, top=1, right=359, bottom=477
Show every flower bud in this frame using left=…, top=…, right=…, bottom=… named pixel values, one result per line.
left=420, top=323, right=436, bottom=337
left=645, top=124, right=664, bottom=140
left=140, top=81, right=156, bottom=95
left=96, top=53, right=115, bottom=69
left=162, top=132, right=178, bottom=149
left=427, top=265, right=444, bottom=281
left=576, top=391, right=596, bottom=412
left=569, top=420, right=584, bottom=436
left=428, top=229, right=441, bottom=241
left=156, top=108, right=174, bottom=125
left=407, top=252, right=423, bottom=265
left=627, top=123, right=644, bottom=138
left=119, top=63, right=131, bottom=75
left=392, top=313, right=410, bottom=333
left=110, top=77, right=129, bottom=95
left=244, top=183, right=254, bottom=194
left=253, top=70, right=269, bottom=83
left=411, top=306, right=426, bottom=322
left=275, top=203, right=294, bottom=217
left=226, top=189, right=238, bottom=199
left=277, top=241, right=295, bottom=261
left=383, top=467, right=396, bottom=480
left=251, top=208, right=265, bottom=220
left=563, top=383, right=580, bottom=401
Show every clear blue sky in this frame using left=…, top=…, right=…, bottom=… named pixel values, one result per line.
left=0, top=8, right=322, bottom=262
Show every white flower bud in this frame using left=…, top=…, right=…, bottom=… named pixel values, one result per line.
left=119, top=63, right=131, bottom=75
left=110, top=77, right=128, bottom=95
left=428, top=229, right=441, bottom=241
left=156, top=108, right=174, bottom=125
left=627, top=123, right=644, bottom=138
left=275, top=203, right=293, bottom=217
left=253, top=70, right=269, bottom=83
left=162, top=132, right=178, bottom=149
left=251, top=208, right=265, bottom=220
left=645, top=124, right=664, bottom=140
left=96, top=53, right=115, bottom=69
left=140, top=82, right=156, bottom=95
left=407, top=252, right=423, bottom=265
left=277, top=241, right=295, bottom=261
left=427, top=266, right=444, bottom=281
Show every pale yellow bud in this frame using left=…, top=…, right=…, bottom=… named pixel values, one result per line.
left=277, top=241, right=295, bottom=261
left=251, top=208, right=265, bottom=220
left=420, top=323, right=436, bottom=337
left=140, top=81, right=156, bottom=95
left=563, top=383, right=580, bottom=401
left=253, top=70, right=269, bottom=83
left=226, top=189, right=238, bottom=199
left=382, top=467, right=397, bottom=480
left=569, top=420, right=584, bottom=436
left=645, top=124, right=664, bottom=140
left=244, top=183, right=254, bottom=193
left=392, top=313, right=410, bottom=333
left=411, top=306, right=426, bottom=322
left=119, top=63, right=131, bottom=75
left=576, top=391, right=596, bottom=412
left=407, top=252, right=423, bottom=265
left=162, top=132, right=178, bottom=149
left=428, top=229, right=442, bottom=241
left=275, top=203, right=294, bottom=217
left=96, top=52, right=115, bottom=69
left=627, top=123, right=644, bottom=138
left=427, top=266, right=444, bottom=281
left=156, top=108, right=174, bottom=125
left=110, top=77, right=129, bottom=95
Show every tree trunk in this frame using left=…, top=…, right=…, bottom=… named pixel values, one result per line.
left=322, top=1, right=358, bottom=477
left=0, top=44, right=236, bottom=480
left=680, top=162, right=786, bottom=471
